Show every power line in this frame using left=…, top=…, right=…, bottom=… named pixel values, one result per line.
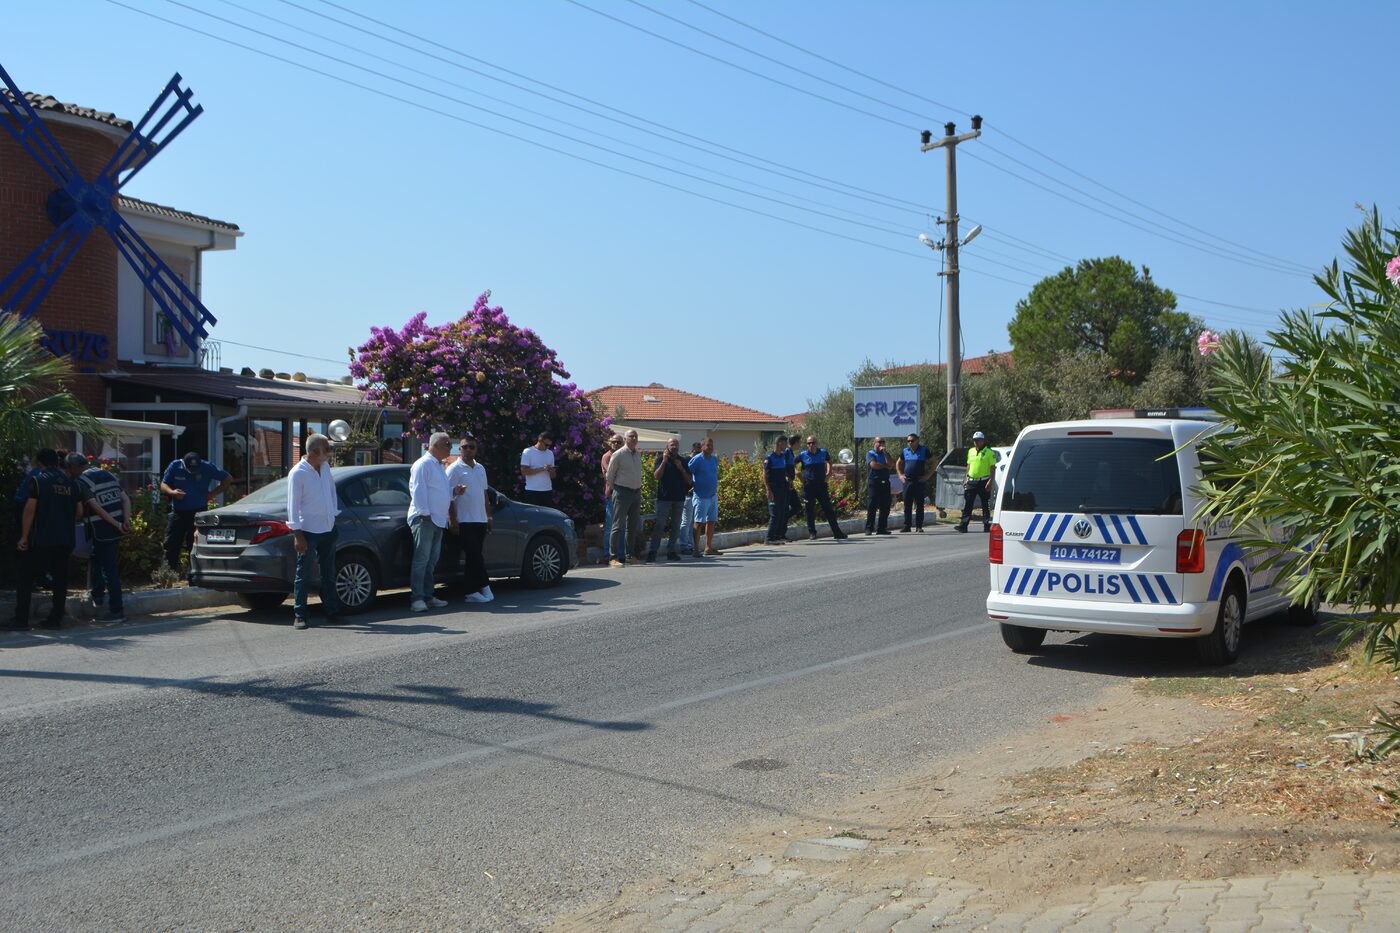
left=216, top=338, right=348, bottom=367
left=292, top=0, right=936, bottom=217
left=660, top=0, right=1314, bottom=277
left=559, top=0, right=919, bottom=131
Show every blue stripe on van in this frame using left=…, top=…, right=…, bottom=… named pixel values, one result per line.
left=1127, top=516, right=1148, bottom=545
left=1051, top=514, right=1073, bottom=542
left=1110, top=515, right=1128, bottom=544
left=1017, top=568, right=1034, bottom=595
left=1004, top=567, right=1019, bottom=593
left=1093, top=515, right=1112, bottom=543
left=1155, top=574, right=1177, bottom=603
left=1120, top=574, right=1141, bottom=603
left=1025, top=514, right=1043, bottom=541
left=1036, top=515, right=1056, bottom=541
left=1208, top=543, right=1244, bottom=600
left=1029, top=569, right=1049, bottom=596
left=1138, top=574, right=1160, bottom=604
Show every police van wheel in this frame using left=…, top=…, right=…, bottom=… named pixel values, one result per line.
left=1000, top=623, right=1047, bottom=653
left=1199, top=584, right=1244, bottom=666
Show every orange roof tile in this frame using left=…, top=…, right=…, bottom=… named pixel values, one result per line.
left=589, top=383, right=785, bottom=424
left=884, top=351, right=1013, bottom=377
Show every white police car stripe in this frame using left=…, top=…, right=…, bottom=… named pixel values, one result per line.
left=1000, top=568, right=1181, bottom=604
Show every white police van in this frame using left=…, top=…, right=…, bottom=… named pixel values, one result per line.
left=985, top=408, right=1312, bottom=665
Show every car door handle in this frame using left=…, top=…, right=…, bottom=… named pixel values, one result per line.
left=368, top=515, right=397, bottom=522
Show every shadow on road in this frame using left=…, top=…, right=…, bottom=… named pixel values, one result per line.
left=1021, top=612, right=1348, bottom=678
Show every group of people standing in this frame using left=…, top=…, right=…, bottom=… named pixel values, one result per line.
left=6, top=447, right=228, bottom=632
left=599, top=432, right=722, bottom=567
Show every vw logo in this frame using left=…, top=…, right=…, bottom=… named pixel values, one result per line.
left=1073, top=519, right=1092, bottom=539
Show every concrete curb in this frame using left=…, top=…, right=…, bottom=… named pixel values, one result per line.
left=6, top=585, right=236, bottom=626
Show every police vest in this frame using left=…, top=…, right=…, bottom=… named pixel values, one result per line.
left=967, top=446, right=997, bottom=480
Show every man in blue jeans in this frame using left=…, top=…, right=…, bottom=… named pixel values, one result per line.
left=76, top=455, right=132, bottom=624
left=287, top=433, right=341, bottom=629
left=408, top=432, right=462, bottom=611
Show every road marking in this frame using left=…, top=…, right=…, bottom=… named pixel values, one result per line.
left=4, top=620, right=989, bottom=875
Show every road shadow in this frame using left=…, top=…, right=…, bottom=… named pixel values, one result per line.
left=1022, top=611, right=1350, bottom=678
left=0, top=664, right=651, bottom=730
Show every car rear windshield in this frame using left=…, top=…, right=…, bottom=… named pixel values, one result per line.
left=1002, top=436, right=1183, bottom=515
left=237, top=478, right=289, bottom=505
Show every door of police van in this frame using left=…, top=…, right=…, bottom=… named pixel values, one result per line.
left=994, top=430, right=1188, bottom=607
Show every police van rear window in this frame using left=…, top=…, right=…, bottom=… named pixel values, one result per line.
left=1003, top=437, right=1183, bottom=515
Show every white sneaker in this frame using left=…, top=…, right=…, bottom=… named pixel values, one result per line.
left=480, top=586, right=494, bottom=602
left=428, top=597, right=449, bottom=609
left=410, top=599, right=428, bottom=613
left=466, top=592, right=490, bottom=603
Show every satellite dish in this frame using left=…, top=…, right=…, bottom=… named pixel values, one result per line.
left=328, top=419, right=352, bottom=442
left=838, top=448, right=854, bottom=464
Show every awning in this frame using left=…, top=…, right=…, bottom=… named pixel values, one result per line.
left=609, top=423, right=679, bottom=451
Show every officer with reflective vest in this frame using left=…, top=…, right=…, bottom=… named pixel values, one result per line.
left=957, top=431, right=998, bottom=533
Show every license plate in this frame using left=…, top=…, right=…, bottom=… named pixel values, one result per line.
left=1049, top=545, right=1121, bottom=564
left=204, top=528, right=237, bottom=544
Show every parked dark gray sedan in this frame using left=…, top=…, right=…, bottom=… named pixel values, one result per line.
left=189, top=464, right=576, bottom=613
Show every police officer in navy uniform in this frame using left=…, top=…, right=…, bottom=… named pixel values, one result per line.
left=7, top=448, right=81, bottom=632
left=957, top=431, right=998, bottom=533
left=159, top=451, right=231, bottom=572
left=897, top=433, right=930, bottom=533
left=797, top=436, right=849, bottom=541
left=763, top=436, right=792, bottom=545
left=864, top=436, right=893, bottom=535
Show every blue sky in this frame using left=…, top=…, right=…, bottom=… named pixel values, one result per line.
left=8, top=0, right=1397, bottom=418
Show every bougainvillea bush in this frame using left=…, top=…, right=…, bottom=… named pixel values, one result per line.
left=350, top=292, right=612, bottom=524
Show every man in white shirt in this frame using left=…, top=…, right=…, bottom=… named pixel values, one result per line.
left=447, top=433, right=494, bottom=604
left=286, top=433, right=340, bottom=630
left=408, top=432, right=463, bottom=612
left=519, top=432, right=556, bottom=508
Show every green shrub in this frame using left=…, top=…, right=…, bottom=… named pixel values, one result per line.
left=716, top=459, right=770, bottom=530
left=118, top=485, right=170, bottom=585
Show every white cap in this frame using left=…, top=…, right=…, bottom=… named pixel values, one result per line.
left=972, top=431, right=986, bottom=440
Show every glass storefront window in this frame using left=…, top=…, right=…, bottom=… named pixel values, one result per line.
left=250, top=419, right=288, bottom=492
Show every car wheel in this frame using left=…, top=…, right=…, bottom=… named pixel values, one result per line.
left=334, top=551, right=380, bottom=614
left=1199, top=583, right=1244, bottom=665
left=1287, top=595, right=1319, bottom=627
left=240, top=592, right=287, bottom=612
left=999, top=623, right=1047, bottom=653
left=522, top=535, right=566, bottom=588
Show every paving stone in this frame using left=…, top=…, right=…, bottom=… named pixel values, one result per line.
left=1315, top=874, right=1366, bottom=896
left=1219, top=876, right=1274, bottom=900
left=1155, top=907, right=1215, bottom=932
left=852, top=905, right=909, bottom=933
left=1212, top=897, right=1265, bottom=923
left=1202, top=922, right=1257, bottom=933
left=780, top=891, right=859, bottom=929
left=737, top=887, right=778, bottom=907
left=770, top=869, right=808, bottom=884
left=1131, top=880, right=1183, bottom=905
left=1119, top=901, right=1171, bottom=928
left=1248, top=907, right=1307, bottom=932
left=809, top=836, right=872, bottom=850
left=734, top=856, right=775, bottom=877
left=889, top=911, right=948, bottom=933
left=919, top=882, right=983, bottom=916
left=784, top=840, right=860, bottom=862
left=811, top=894, right=887, bottom=931
left=974, top=909, right=1037, bottom=932
left=1300, top=892, right=1364, bottom=921
left=1061, top=905, right=1130, bottom=933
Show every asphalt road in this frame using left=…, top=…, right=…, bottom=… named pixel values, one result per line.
left=0, top=530, right=1198, bottom=931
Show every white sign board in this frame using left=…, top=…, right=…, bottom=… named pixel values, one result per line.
left=853, top=384, right=920, bottom=439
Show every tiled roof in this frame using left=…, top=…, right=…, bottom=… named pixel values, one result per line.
left=781, top=412, right=810, bottom=426
left=105, top=367, right=379, bottom=409
left=118, top=196, right=241, bottom=232
left=885, top=351, right=1013, bottom=377
left=589, top=383, right=785, bottom=424
left=3, top=89, right=132, bottom=130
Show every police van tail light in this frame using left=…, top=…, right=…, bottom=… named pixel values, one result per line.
left=250, top=520, right=293, bottom=545
left=989, top=523, right=1003, bottom=564
left=1177, top=529, right=1205, bottom=573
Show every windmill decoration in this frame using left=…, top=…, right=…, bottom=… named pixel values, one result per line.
left=0, top=62, right=215, bottom=351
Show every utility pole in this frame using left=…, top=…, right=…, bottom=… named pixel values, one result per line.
left=921, top=115, right=981, bottom=453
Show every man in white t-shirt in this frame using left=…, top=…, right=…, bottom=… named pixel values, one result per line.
left=519, top=432, right=556, bottom=508
left=448, top=433, right=493, bottom=604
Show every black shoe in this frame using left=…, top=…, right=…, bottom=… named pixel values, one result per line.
left=915, top=527, right=925, bottom=533
left=864, top=529, right=873, bottom=536
left=808, top=531, right=818, bottom=540
left=876, top=530, right=892, bottom=536
left=834, top=531, right=849, bottom=539
left=292, top=617, right=308, bottom=630
left=644, top=554, right=657, bottom=563
left=983, top=525, right=991, bottom=533
left=2, top=620, right=29, bottom=633
left=900, top=527, right=911, bottom=534
left=667, top=553, right=681, bottom=562
left=106, top=613, right=127, bottom=625
left=955, top=525, right=968, bottom=533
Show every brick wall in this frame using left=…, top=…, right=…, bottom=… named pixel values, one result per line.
left=0, top=116, right=122, bottom=415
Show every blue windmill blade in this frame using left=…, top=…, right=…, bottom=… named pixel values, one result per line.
left=104, top=213, right=216, bottom=350
left=0, top=215, right=93, bottom=318
left=94, top=74, right=203, bottom=193
left=0, top=63, right=82, bottom=189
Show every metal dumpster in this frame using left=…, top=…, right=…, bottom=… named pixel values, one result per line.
left=933, top=447, right=970, bottom=517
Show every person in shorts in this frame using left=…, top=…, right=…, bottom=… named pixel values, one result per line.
left=687, top=437, right=721, bottom=556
